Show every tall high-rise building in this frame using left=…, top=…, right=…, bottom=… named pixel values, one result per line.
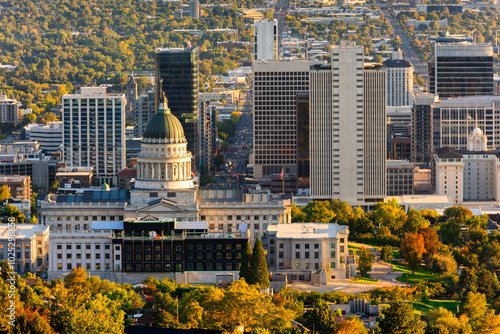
left=296, top=92, right=310, bottom=188
left=155, top=48, right=200, bottom=168
left=310, top=42, right=386, bottom=203
left=254, top=19, right=278, bottom=61
left=383, top=49, right=413, bottom=106
left=429, top=43, right=494, bottom=98
left=0, top=95, right=22, bottom=125
left=411, top=94, right=437, bottom=164
left=62, top=87, right=126, bottom=186
left=126, top=75, right=137, bottom=116
left=200, top=100, right=215, bottom=171
left=189, top=0, right=199, bottom=18
left=134, top=90, right=155, bottom=137
left=252, top=60, right=320, bottom=185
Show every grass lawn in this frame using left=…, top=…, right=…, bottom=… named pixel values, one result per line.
left=392, top=261, right=435, bottom=285
left=351, top=276, right=380, bottom=284
left=412, top=299, right=460, bottom=315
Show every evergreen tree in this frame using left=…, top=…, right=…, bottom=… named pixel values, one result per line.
left=249, top=238, right=270, bottom=287
left=378, top=299, right=425, bottom=334
left=239, top=241, right=253, bottom=282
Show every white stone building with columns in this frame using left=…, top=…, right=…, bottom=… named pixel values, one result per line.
left=435, top=128, right=500, bottom=204
left=40, top=99, right=292, bottom=281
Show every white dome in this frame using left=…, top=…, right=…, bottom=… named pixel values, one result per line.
left=472, top=127, right=483, bottom=136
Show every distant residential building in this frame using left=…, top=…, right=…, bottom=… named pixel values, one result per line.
left=189, top=0, right=199, bottom=18
left=117, top=168, right=137, bottom=190
left=24, top=122, right=62, bottom=154
left=0, top=224, right=49, bottom=274
left=134, top=90, right=156, bottom=137
left=0, top=157, right=58, bottom=190
left=263, top=223, right=350, bottom=283
left=387, top=160, right=414, bottom=196
left=387, top=106, right=412, bottom=137
left=0, top=140, right=42, bottom=162
left=62, top=87, right=126, bottom=186
left=390, top=137, right=411, bottom=161
left=0, top=95, right=22, bottom=125
left=0, top=175, right=31, bottom=200
left=55, top=165, right=93, bottom=188
left=254, top=19, right=278, bottom=61
left=383, top=49, right=413, bottom=107
left=434, top=127, right=500, bottom=204
left=429, top=43, right=494, bottom=98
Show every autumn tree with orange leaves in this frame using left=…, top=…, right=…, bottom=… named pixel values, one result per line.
left=401, top=233, right=426, bottom=275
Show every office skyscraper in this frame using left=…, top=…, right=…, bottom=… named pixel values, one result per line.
left=189, top=0, right=199, bottom=18
left=254, top=19, right=278, bottom=61
left=429, top=43, right=494, bottom=98
left=155, top=48, right=200, bottom=167
left=310, top=42, right=386, bottom=203
left=253, top=60, right=320, bottom=185
left=62, top=87, right=126, bottom=185
left=383, top=49, right=413, bottom=106
left=134, top=90, right=155, bottom=137
left=411, top=94, right=437, bottom=164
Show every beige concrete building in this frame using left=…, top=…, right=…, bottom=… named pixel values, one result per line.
left=310, top=42, right=386, bottom=204
left=62, top=87, right=126, bottom=186
left=263, top=223, right=350, bottom=283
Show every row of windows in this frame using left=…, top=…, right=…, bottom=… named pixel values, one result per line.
left=201, top=215, right=278, bottom=221
left=125, top=262, right=239, bottom=272
left=124, top=252, right=242, bottom=261
left=124, top=243, right=242, bottom=252
left=56, top=244, right=110, bottom=250
left=57, top=263, right=109, bottom=270
left=57, top=253, right=110, bottom=260
left=55, top=216, right=124, bottom=221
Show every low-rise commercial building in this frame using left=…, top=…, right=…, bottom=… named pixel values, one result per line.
left=263, top=223, right=350, bottom=284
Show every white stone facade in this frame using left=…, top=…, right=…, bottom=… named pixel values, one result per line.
left=0, top=224, right=49, bottom=274
left=263, top=223, right=349, bottom=282
left=254, top=19, right=278, bottom=61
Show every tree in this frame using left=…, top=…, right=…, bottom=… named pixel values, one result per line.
left=378, top=299, right=425, bottom=334
left=440, top=218, right=462, bottom=246
left=418, top=227, right=439, bottom=258
left=369, top=200, right=406, bottom=236
left=0, top=185, right=11, bottom=203
left=357, top=247, right=376, bottom=276
left=427, top=307, right=469, bottom=334
left=49, top=179, right=59, bottom=194
left=401, top=232, right=426, bottom=275
left=303, top=300, right=337, bottom=334
left=0, top=205, right=28, bottom=224
left=249, top=238, right=269, bottom=287
left=239, top=241, right=253, bottom=282
left=336, top=316, right=368, bottom=334
left=380, top=245, right=393, bottom=263
left=461, top=291, right=488, bottom=321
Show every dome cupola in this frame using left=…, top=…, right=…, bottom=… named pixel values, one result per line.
left=142, top=95, right=186, bottom=143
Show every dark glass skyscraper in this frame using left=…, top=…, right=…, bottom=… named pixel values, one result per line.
left=155, top=48, right=200, bottom=167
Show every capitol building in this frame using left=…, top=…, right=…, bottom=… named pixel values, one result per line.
left=39, top=99, right=292, bottom=282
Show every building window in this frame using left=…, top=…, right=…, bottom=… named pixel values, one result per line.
left=331, top=251, right=336, bottom=258
left=330, top=262, right=336, bottom=269
left=295, top=263, right=300, bottom=270
left=279, top=251, right=284, bottom=259
left=295, top=244, right=300, bottom=249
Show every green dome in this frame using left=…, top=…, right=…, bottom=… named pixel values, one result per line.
left=143, top=98, right=185, bottom=140
left=101, top=183, right=110, bottom=191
